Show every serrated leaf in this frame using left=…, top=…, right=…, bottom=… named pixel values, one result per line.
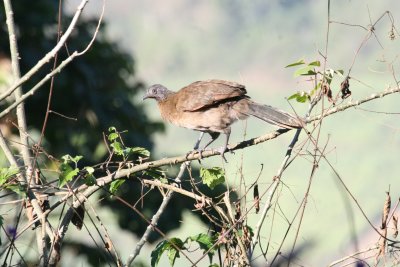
left=151, top=238, right=184, bottom=267
left=151, top=240, right=169, bottom=267
left=189, top=233, right=214, bottom=250
left=308, top=60, right=321, bottom=66
left=110, top=179, right=125, bottom=194
left=167, top=238, right=183, bottom=266
left=200, top=167, right=225, bottom=190
left=294, top=65, right=317, bottom=77
left=285, top=59, right=305, bottom=68
left=189, top=233, right=215, bottom=260
left=59, top=163, right=79, bottom=187
left=0, top=167, right=19, bottom=186
left=167, top=246, right=179, bottom=266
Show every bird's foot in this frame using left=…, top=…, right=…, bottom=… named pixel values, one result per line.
left=186, top=148, right=204, bottom=163
left=217, top=146, right=229, bottom=163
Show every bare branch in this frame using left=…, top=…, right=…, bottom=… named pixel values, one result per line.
left=0, top=0, right=89, bottom=102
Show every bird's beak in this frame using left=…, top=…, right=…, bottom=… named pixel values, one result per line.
left=142, top=92, right=152, bottom=101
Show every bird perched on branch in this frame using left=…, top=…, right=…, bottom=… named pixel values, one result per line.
left=143, top=79, right=302, bottom=161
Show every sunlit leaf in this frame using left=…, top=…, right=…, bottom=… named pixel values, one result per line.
left=294, top=65, right=317, bottom=77
left=0, top=167, right=19, bottom=186
left=61, top=154, right=83, bottom=164
left=288, top=92, right=309, bottom=103
left=151, top=238, right=184, bottom=267
left=151, top=240, right=169, bottom=267
left=110, top=142, right=124, bottom=155
left=59, top=163, right=79, bottom=187
left=308, top=60, right=321, bottom=66
left=285, top=59, right=305, bottom=68
left=167, top=238, right=183, bottom=266
left=200, top=167, right=225, bottom=190
left=189, top=233, right=216, bottom=260
left=108, top=132, right=119, bottom=142
left=110, top=179, right=125, bottom=194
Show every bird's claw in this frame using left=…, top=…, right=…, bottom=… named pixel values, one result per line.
left=217, top=146, right=229, bottom=163
left=185, top=148, right=204, bottom=163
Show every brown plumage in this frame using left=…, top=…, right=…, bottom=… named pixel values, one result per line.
left=143, top=79, right=302, bottom=161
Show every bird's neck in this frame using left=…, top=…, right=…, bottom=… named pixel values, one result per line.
left=157, top=92, right=178, bottom=123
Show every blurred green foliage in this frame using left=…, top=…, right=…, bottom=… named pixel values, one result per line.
left=0, top=1, right=164, bottom=162
left=0, top=2, right=234, bottom=266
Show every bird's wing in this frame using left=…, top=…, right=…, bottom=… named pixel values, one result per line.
left=176, top=80, right=247, bottom=111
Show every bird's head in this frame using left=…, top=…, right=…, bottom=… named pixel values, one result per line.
left=143, top=84, right=172, bottom=102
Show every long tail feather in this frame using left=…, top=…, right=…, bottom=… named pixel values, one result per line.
left=245, top=101, right=302, bottom=129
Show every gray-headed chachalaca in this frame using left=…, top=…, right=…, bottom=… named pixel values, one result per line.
left=143, top=79, right=302, bottom=161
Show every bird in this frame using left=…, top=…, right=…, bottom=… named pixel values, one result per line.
left=143, top=79, right=302, bottom=161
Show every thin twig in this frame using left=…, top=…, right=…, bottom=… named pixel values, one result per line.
left=0, top=0, right=89, bottom=102
left=125, top=162, right=188, bottom=266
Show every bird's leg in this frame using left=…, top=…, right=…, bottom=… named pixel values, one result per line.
left=193, top=132, right=204, bottom=151
left=186, top=132, right=205, bottom=160
left=217, top=129, right=231, bottom=162
left=202, top=132, right=220, bottom=150
left=193, top=132, right=220, bottom=159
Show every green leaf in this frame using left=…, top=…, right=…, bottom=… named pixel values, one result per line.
left=142, top=168, right=164, bottom=180
left=110, top=142, right=124, bottom=155
left=83, top=166, right=96, bottom=185
left=308, top=60, right=321, bottom=66
left=110, top=179, right=125, bottom=194
left=167, top=238, right=183, bottom=266
left=151, top=238, right=184, bottom=267
left=151, top=240, right=169, bottom=267
left=209, top=264, right=220, bottom=267
left=108, top=132, right=119, bottom=142
left=6, top=184, right=26, bottom=197
left=108, top=126, right=117, bottom=132
left=200, top=167, right=225, bottom=190
left=334, top=69, right=344, bottom=75
left=129, top=147, right=150, bottom=157
left=59, top=163, right=79, bottom=187
left=61, top=154, right=83, bottom=164
left=287, top=92, right=309, bottom=103
left=84, top=166, right=94, bottom=174
left=0, top=167, right=19, bottom=186
left=189, top=233, right=216, bottom=260
left=285, top=59, right=305, bottom=68
left=294, top=65, right=317, bottom=77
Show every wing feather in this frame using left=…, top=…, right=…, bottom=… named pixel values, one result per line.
left=175, top=80, right=247, bottom=111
